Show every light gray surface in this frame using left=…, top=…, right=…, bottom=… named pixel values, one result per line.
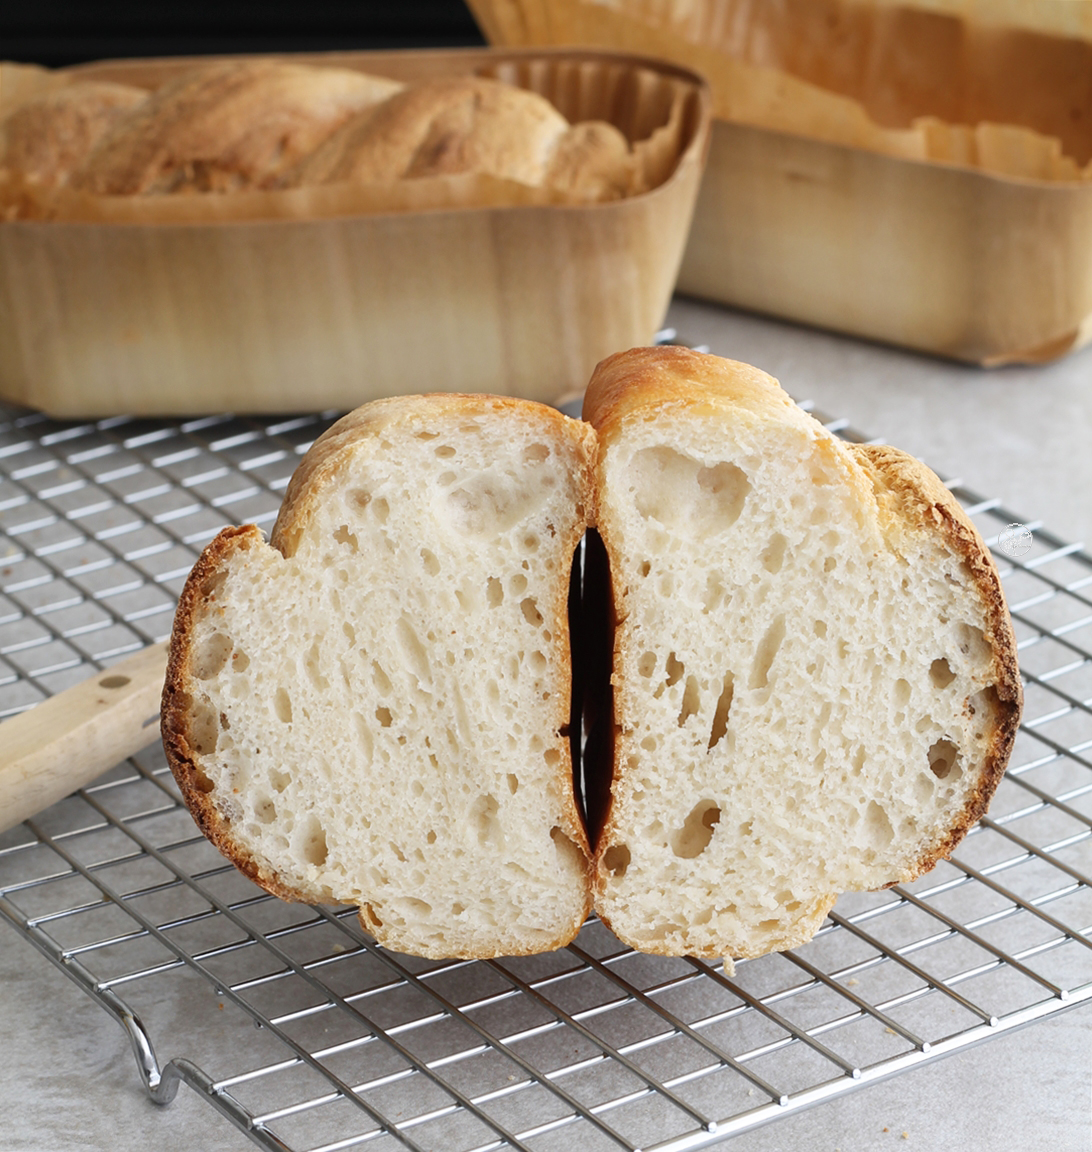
left=2, top=295, right=1091, bottom=1150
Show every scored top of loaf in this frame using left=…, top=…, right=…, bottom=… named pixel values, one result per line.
left=0, top=81, right=148, bottom=190
left=68, top=59, right=403, bottom=195
left=277, top=75, right=636, bottom=199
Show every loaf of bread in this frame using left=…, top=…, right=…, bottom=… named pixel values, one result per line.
left=65, top=59, right=403, bottom=195
left=1, top=61, right=636, bottom=204
left=162, top=351, right=1021, bottom=962
left=162, top=394, right=596, bottom=959
left=0, top=80, right=148, bottom=190
left=583, top=347, right=1022, bottom=960
left=278, top=76, right=636, bottom=200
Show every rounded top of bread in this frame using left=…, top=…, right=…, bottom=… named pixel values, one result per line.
left=0, top=80, right=148, bottom=189
left=279, top=74, right=635, bottom=198
left=68, top=59, right=403, bottom=195
left=271, top=392, right=598, bottom=557
left=585, top=345, right=806, bottom=436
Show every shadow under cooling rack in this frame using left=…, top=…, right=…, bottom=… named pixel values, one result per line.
left=1, top=388, right=1091, bottom=1152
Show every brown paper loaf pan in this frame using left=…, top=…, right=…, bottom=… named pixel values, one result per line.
left=468, top=0, right=1092, bottom=365
left=0, top=47, right=711, bottom=417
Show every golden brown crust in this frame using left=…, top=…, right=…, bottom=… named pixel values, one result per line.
left=161, top=523, right=315, bottom=904
left=69, top=59, right=401, bottom=196
left=545, top=121, right=636, bottom=201
left=278, top=76, right=570, bottom=189
left=582, top=345, right=804, bottom=447
left=850, top=442, right=1023, bottom=875
left=0, top=81, right=148, bottom=189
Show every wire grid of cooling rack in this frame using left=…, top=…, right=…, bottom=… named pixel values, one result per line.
left=1, top=375, right=1091, bottom=1152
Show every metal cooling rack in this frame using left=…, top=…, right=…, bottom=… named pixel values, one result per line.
left=2, top=361, right=1091, bottom=1152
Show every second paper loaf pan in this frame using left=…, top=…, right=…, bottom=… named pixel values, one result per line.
left=0, top=47, right=710, bottom=417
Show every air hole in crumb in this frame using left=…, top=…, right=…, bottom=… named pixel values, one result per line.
left=254, top=794, right=276, bottom=825
left=507, top=773, right=519, bottom=795
left=190, top=700, right=219, bottom=755
left=471, top=793, right=501, bottom=846
left=523, top=443, right=550, bottom=464
left=270, top=769, right=291, bottom=794
left=665, top=652, right=684, bottom=686
left=362, top=903, right=383, bottom=930
left=371, top=661, right=392, bottom=695
left=638, top=652, right=657, bottom=677
left=930, top=657, right=956, bottom=688
left=543, top=748, right=560, bottom=766
left=957, top=623, right=991, bottom=663
left=749, top=615, right=786, bottom=690
left=603, top=843, right=630, bottom=878
left=418, top=548, right=440, bottom=576
left=199, top=568, right=228, bottom=600
left=193, top=631, right=233, bottom=680
left=274, top=687, right=292, bottom=724
left=631, top=448, right=750, bottom=535
left=894, top=678, right=911, bottom=707
left=302, top=821, right=327, bottom=868
left=638, top=560, right=651, bottom=578
left=521, top=597, right=544, bottom=627
left=672, top=801, right=721, bottom=858
left=487, top=578, right=503, bottom=607
left=824, top=556, right=837, bottom=572
left=231, top=649, right=250, bottom=673
left=678, top=675, right=701, bottom=726
left=967, top=685, right=1000, bottom=732
left=708, top=673, right=734, bottom=749
left=761, top=533, right=788, bottom=574
left=435, top=444, right=456, bottom=458
left=426, top=830, right=436, bottom=844
left=928, top=738, right=960, bottom=779
left=372, top=497, right=390, bottom=523
left=376, top=706, right=393, bottom=727
left=813, top=620, right=827, bottom=639
left=522, top=534, right=539, bottom=552
left=551, top=826, right=584, bottom=873
left=864, top=800, right=894, bottom=848
left=333, top=524, right=358, bottom=551
left=194, top=767, right=215, bottom=793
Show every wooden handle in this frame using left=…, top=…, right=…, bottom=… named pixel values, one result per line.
left=0, top=641, right=169, bottom=835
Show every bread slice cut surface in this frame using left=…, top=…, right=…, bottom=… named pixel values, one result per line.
left=584, top=347, right=1022, bottom=960
left=163, top=394, right=595, bottom=959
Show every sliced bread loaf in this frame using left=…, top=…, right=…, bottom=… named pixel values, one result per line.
left=583, top=346, right=1022, bottom=960
left=162, top=394, right=596, bottom=958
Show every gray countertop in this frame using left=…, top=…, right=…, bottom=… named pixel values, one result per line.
left=2, top=294, right=1090, bottom=1151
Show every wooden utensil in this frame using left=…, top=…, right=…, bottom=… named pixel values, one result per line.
left=0, top=641, right=169, bottom=835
